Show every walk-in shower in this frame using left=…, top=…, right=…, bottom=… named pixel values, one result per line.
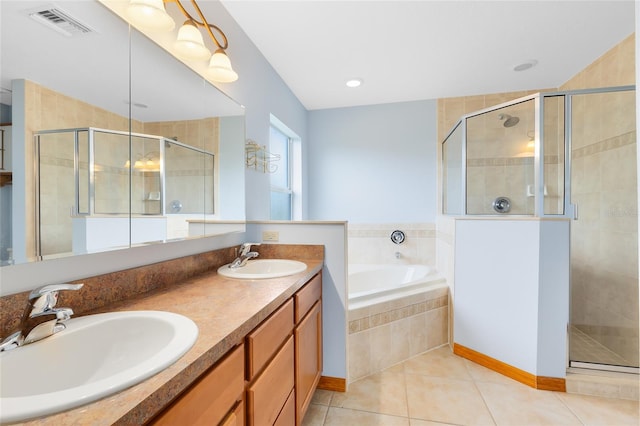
left=442, top=85, right=638, bottom=373
left=35, top=127, right=215, bottom=257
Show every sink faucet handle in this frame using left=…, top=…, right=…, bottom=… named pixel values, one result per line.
left=27, top=283, right=83, bottom=316
left=239, top=242, right=261, bottom=256
left=28, top=283, right=84, bottom=301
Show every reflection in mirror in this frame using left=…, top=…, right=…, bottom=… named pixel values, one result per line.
left=129, top=26, right=245, bottom=243
left=1, top=0, right=130, bottom=264
left=0, top=0, right=245, bottom=266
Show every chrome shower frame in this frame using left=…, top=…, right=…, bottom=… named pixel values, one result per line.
left=33, top=127, right=215, bottom=258
left=441, top=84, right=637, bottom=374
left=441, top=85, right=635, bottom=219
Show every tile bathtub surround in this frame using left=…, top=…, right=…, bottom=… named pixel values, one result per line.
left=302, top=347, right=640, bottom=426
left=347, top=223, right=436, bottom=266
left=0, top=243, right=323, bottom=338
left=348, top=287, right=449, bottom=381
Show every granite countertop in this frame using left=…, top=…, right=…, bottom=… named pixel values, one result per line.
left=15, top=258, right=323, bottom=426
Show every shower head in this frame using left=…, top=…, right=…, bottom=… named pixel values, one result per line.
left=498, top=113, right=520, bottom=128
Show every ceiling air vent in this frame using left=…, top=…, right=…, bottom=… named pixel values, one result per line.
left=28, top=6, right=94, bottom=37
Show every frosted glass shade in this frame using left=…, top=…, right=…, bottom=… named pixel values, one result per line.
left=126, top=0, right=175, bottom=32
left=207, top=49, right=238, bottom=83
left=173, top=21, right=210, bottom=60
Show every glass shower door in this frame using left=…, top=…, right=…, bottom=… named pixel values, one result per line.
left=465, top=99, right=536, bottom=215
left=569, top=88, right=639, bottom=371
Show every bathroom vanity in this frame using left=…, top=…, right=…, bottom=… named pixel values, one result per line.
left=150, top=273, right=322, bottom=425
left=1, top=245, right=324, bottom=425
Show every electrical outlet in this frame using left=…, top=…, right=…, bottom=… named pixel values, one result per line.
left=262, top=231, right=279, bottom=242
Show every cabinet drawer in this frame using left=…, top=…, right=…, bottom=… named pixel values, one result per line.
left=150, top=344, right=244, bottom=426
left=274, top=389, right=295, bottom=426
left=247, top=298, right=294, bottom=379
left=247, top=336, right=295, bottom=426
left=294, top=273, right=322, bottom=323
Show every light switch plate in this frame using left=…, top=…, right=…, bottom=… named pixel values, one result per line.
left=262, top=231, right=279, bottom=242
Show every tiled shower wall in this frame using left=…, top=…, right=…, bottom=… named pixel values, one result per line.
left=561, top=34, right=638, bottom=365
left=145, top=118, right=218, bottom=216
left=347, top=223, right=436, bottom=266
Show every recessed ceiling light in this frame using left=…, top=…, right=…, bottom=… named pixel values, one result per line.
left=346, top=78, right=363, bottom=88
left=513, top=60, right=538, bottom=72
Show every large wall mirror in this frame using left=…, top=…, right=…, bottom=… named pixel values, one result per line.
left=0, top=0, right=246, bottom=266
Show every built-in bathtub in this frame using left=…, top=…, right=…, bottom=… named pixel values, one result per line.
left=348, top=264, right=446, bottom=309
left=347, top=264, right=449, bottom=381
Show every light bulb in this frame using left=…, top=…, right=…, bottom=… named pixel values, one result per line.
left=126, top=0, right=175, bottom=32
left=174, top=21, right=210, bottom=61
left=207, top=49, right=238, bottom=83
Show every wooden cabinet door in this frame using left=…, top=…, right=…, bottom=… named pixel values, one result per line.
left=220, top=399, right=245, bottom=426
left=273, top=390, right=295, bottom=426
left=150, top=344, right=244, bottom=426
left=294, top=301, right=322, bottom=425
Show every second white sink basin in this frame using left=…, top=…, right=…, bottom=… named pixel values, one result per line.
left=0, top=310, right=198, bottom=423
left=218, top=259, right=307, bottom=279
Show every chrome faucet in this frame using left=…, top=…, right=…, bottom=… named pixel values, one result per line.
left=0, top=283, right=83, bottom=351
left=229, top=242, right=261, bottom=268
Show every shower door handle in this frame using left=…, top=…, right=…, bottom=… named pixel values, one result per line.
left=569, top=203, right=578, bottom=220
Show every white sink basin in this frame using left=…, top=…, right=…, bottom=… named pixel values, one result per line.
left=0, top=310, right=198, bottom=423
left=217, top=259, right=307, bottom=279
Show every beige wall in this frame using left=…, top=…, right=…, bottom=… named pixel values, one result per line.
left=560, top=34, right=635, bottom=91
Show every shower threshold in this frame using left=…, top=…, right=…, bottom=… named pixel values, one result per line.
left=569, top=361, right=639, bottom=375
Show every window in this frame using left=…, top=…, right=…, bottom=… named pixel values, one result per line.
left=269, top=115, right=301, bottom=220
left=269, top=124, right=292, bottom=220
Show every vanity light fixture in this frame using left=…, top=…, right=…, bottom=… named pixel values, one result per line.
left=126, top=0, right=238, bottom=83
left=124, top=152, right=161, bottom=171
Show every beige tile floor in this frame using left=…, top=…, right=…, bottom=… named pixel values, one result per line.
left=303, top=346, right=640, bottom=426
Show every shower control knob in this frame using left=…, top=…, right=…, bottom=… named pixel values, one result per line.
left=390, top=230, right=406, bottom=244
left=492, top=197, right=511, bottom=213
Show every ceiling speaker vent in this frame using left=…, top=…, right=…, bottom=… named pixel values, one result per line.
left=28, top=6, right=94, bottom=37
